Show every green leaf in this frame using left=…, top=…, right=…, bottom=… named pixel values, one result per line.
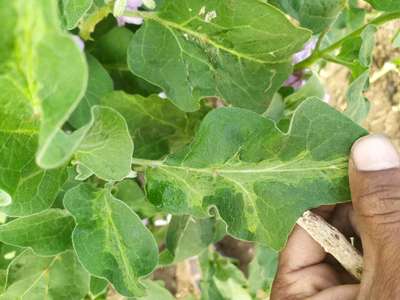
left=114, top=180, right=159, bottom=217
left=69, top=55, right=114, bottom=128
left=0, top=128, right=66, bottom=216
left=0, top=1, right=17, bottom=63
left=89, top=276, right=109, bottom=298
left=344, top=71, right=370, bottom=124
left=394, top=30, right=400, bottom=48
left=283, top=73, right=325, bottom=116
left=0, top=209, right=74, bottom=256
left=74, top=106, right=134, bottom=181
left=78, top=1, right=113, bottom=40
left=135, top=98, right=367, bottom=250
left=0, top=244, right=21, bottom=270
left=134, top=280, right=175, bottom=300
left=100, top=91, right=207, bottom=159
left=90, top=27, right=161, bottom=96
left=0, top=0, right=90, bottom=169
left=200, top=249, right=250, bottom=300
left=269, top=0, right=346, bottom=33
left=263, top=93, right=285, bottom=123
left=336, top=24, right=376, bottom=77
left=359, top=25, right=377, bottom=67
left=128, top=0, right=311, bottom=113
left=61, top=0, right=93, bottom=29
left=248, top=246, right=278, bottom=295
left=64, top=184, right=159, bottom=297
left=0, top=250, right=89, bottom=300
left=365, top=0, right=400, bottom=11
left=160, top=215, right=226, bottom=264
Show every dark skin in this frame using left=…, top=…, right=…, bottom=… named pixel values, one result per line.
left=271, top=135, right=400, bottom=300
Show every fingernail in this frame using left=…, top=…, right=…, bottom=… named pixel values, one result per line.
left=352, top=134, right=400, bottom=171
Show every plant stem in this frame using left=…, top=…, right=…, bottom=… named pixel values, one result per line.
left=294, top=11, right=400, bottom=71
left=297, top=210, right=363, bottom=280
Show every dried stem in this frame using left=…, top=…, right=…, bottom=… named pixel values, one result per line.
left=297, top=210, right=363, bottom=280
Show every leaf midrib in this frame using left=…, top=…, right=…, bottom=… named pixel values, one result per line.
left=132, top=156, right=348, bottom=176
left=102, top=192, right=138, bottom=293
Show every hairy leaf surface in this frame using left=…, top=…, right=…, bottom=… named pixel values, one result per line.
left=0, top=250, right=89, bottom=300
left=64, top=184, right=159, bottom=297
left=137, top=99, right=367, bottom=250
left=128, top=0, right=311, bottom=112
left=0, top=209, right=74, bottom=256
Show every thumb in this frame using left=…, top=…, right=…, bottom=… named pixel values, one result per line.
left=349, top=134, right=400, bottom=296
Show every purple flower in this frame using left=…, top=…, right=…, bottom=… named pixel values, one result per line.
left=284, top=72, right=305, bottom=89
left=71, top=35, right=84, bottom=51
left=284, top=37, right=317, bottom=89
left=292, top=37, right=317, bottom=64
left=117, top=0, right=143, bottom=26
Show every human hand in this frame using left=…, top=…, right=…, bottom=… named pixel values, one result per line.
left=271, top=134, right=400, bottom=300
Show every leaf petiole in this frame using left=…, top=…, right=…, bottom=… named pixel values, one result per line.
left=294, top=11, right=400, bottom=71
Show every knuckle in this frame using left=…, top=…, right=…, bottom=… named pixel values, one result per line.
left=356, top=185, right=400, bottom=236
left=270, top=276, right=299, bottom=300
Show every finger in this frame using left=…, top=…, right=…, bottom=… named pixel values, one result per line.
left=308, top=284, right=359, bottom=300
left=350, top=134, right=400, bottom=253
left=330, top=203, right=358, bottom=237
left=271, top=264, right=341, bottom=300
left=277, top=224, right=326, bottom=273
left=349, top=134, right=400, bottom=298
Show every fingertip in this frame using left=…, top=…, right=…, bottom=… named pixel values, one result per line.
left=351, top=134, right=400, bottom=172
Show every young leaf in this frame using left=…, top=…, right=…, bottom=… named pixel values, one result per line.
left=136, top=98, right=367, bottom=250
left=344, top=71, right=370, bottom=124
left=160, top=215, right=226, bottom=265
left=69, top=55, right=114, bottom=128
left=269, top=0, right=346, bottom=33
left=0, top=209, right=74, bottom=256
left=64, top=184, right=159, bottom=297
left=365, top=0, right=400, bottom=11
left=61, top=0, right=93, bottom=29
left=128, top=0, right=311, bottom=113
left=74, top=106, right=134, bottom=181
left=100, top=91, right=207, bottom=159
left=0, top=250, right=89, bottom=300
